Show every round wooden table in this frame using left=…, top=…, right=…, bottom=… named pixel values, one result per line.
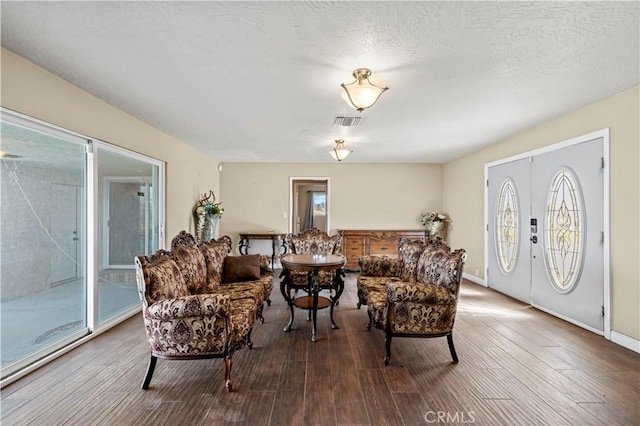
left=280, top=254, right=346, bottom=342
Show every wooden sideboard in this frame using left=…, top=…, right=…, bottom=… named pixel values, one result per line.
left=338, top=229, right=428, bottom=271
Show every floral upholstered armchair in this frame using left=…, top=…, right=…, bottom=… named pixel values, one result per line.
left=283, top=227, right=342, bottom=286
left=357, top=238, right=466, bottom=365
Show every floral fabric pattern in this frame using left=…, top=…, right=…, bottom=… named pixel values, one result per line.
left=259, top=254, right=273, bottom=274
left=355, top=237, right=467, bottom=363
left=387, top=301, right=456, bottom=334
left=358, top=255, right=402, bottom=277
left=356, top=276, right=401, bottom=307
left=143, top=293, right=230, bottom=356
left=199, top=240, right=230, bottom=291
left=285, top=228, right=343, bottom=287
left=134, top=231, right=276, bottom=370
left=416, top=247, right=466, bottom=294
left=397, top=238, right=427, bottom=282
left=227, top=297, right=257, bottom=346
left=286, top=228, right=342, bottom=255
left=170, top=244, right=208, bottom=295
left=136, top=255, right=190, bottom=306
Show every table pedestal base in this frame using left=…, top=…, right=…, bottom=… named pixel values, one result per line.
left=280, top=262, right=345, bottom=342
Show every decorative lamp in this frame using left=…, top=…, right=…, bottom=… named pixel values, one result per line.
left=341, top=68, right=388, bottom=112
left=330, top=139, right=352, bottom=161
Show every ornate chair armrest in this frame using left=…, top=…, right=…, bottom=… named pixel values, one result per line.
left=358, top=256, right=402, bottom=277
left=146, top=293, right=231, bottom=321
left=386, top=282, right=455, bottom=305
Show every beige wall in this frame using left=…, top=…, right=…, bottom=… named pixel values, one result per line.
left=1, top=48, right=219, bottom=244
left=442, top=86, right=640, bottom=340
left=219, top=163, right=442, bottom=252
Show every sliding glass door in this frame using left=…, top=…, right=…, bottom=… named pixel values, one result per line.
left=1, top=110, right=165, bottom=380
left=96, top=147, right=161, bottom=323
left=1, top=119, right=88, bottom=372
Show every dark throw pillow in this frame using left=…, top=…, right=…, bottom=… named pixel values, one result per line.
left=222, top=255, right=261, bottom=283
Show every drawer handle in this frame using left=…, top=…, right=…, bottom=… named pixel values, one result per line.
left=380, top=247, right=388, bottom=251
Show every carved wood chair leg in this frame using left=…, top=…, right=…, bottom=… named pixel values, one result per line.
left=141, top=354, right=157, bottom=390
left=224, top=355, right=233, bottom=392
left=447, top=333, right=459, bottom=363
left=366, top=310, right=373, bottom=330
left=257, top=304, right=265, bottom=324
left=246, top=329, right=254, bottom=349
left=384, top=332, right=392, bottom=366
left=266, top=297, right=272, bottom=306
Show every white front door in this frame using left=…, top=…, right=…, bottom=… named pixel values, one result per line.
left=530, top=137, right=604, bottom=333
left=487, top=157, right=531, bottom=303
left=486, top=133, right=606, bottom=334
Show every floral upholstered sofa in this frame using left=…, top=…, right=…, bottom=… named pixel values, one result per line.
left=357, top=238, right=466, bottom=365
left=134, top=231, right=274, bottom=391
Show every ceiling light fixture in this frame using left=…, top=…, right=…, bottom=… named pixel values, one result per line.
left=330, top=139, right=352, bottom=162
left=341, top=68, right=388, bottom=112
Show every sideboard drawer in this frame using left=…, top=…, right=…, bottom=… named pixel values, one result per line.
left=369, top=239, right=397, bottom=256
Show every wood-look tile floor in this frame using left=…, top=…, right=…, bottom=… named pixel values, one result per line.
left=2, top=273, right=639, bottom=425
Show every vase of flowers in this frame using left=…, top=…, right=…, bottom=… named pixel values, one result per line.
left=421, top=211, right=451, bottom=240
left=194, top=190, right=224, bottom=242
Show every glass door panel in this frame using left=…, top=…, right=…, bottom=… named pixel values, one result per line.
left=1, top=120, right=87, bottom=373
left=97, top=148, right=160, bottom=323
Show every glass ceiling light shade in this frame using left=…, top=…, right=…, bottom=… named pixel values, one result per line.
left=330, top=139, right=352, bottom=162
left=341, top=68, right=388, bottom=112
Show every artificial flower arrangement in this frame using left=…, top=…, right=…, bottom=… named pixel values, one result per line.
left=194, top=190, right=224, bottom=241
left=195, top=190, right=224, bottom=216
left=421, top=211, right=451, bottom=239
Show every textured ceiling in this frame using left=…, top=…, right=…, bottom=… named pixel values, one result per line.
left=1, top=1, right=638, bottom=163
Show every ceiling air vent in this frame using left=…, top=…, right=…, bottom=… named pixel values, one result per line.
left=333, top=116, right=363, bottom=127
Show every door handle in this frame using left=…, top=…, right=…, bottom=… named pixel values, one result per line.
left=530, top=235, right=538, bottom=244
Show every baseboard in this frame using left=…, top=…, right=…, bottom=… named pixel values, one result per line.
left=463, top=272, right=487, bottom=287
left=610, top=330, right=640, bottom=353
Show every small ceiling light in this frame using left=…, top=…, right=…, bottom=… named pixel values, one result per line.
left=341, top=68, right=389, bottom=112
left=330, top=139, right=352, bottom=162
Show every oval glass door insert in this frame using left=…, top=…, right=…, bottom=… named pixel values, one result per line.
left=496, top=179, right=519, bottom=274
left=544, top=168, right=584, bottom=293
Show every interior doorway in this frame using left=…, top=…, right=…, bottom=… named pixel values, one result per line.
left=289, top=178, right=329, bottom=234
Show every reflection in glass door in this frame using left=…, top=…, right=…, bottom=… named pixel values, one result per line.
left=104, top=178, right=152, bottom=267
left=97, top=148, right=161, bottom=323
left=1, top=119, right=88, bottom=375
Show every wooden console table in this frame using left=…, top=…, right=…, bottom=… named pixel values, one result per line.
left=338, top=229, right=428, bottom=271
left=238, top=232, right=288, bottom=269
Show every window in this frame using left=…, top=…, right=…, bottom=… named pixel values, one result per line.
left=0, top=109, right=164, bottom=380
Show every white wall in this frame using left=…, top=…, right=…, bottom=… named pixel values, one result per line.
left=1, top=48, right=219, bottom=244
left=219, top=163, right=442, bottom=254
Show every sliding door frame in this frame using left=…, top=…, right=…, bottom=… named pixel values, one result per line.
left=0, top=107, right=166, bottom=386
